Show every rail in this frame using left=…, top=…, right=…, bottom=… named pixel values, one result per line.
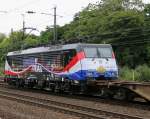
left=0, top=89, right=144, bottom=119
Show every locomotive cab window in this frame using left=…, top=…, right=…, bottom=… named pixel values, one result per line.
left=63, top=49, right=76, bottom=66
left=98, top=47, right=112, bottom=58
left=84, top=48, right=98, bottom=58
left=84, top=46, right=112, bottom=58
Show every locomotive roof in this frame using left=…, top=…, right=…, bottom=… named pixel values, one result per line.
left=7, top=43, right=111, bottom=56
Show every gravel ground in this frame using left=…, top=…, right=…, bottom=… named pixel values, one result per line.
left=0, top=86, right=150, bottom=119
left=0, top=98, right=80, bottom=119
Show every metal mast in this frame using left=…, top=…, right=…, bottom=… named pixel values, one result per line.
left=53, top=6, right=57, bottom=44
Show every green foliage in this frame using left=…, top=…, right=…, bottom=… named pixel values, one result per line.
left=147, top=45, right=150, bottom=66
left=136, top=65, right=150, bottom=82
left=62, top=0, right=145, bottom=42
left=0, top=38, right=10, bottom=62
left=9, top=31, right=25, bottom=50
left=0, top=33, right=6, bottom=43
left=39, top=27, right=53, bottom=44
left=104, top=11, right=144, bottom=31
left=0, top=38, right=10, bottom=48
left=0, top=64, right=4, bottom=76
left=144, top=4, right=150, bottom=16
left=24, top=37, right=39, bottom=48
left=119, top=67, right=132, bottom=80
left=120, top=65, right=150, bottom=82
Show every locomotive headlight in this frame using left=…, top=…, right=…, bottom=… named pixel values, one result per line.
left=46, top=77, right=49, bottom=81
left=106, top=71, right=117, bottom=77
left=86, top=72, right=93, bottom=77
left=61, top=77, right=64, bottom=82
left=74, top=80, right=79, bottom=84
left=111, top=72, right=115, bottom=76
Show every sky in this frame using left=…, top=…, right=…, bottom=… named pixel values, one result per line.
left=0, top=0, right=149, bottom=35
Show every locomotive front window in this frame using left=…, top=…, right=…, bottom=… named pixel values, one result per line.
left=98, top=47, right=112, bottom=58
left=84, top=47, right=112, bottom=58
left=84, top=48, right=98, bottom=58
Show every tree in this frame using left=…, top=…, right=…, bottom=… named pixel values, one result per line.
left=0, top=33, right=6, bottom=43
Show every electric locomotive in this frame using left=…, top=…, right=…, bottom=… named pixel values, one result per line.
left=4, top=43, right=118, bottom=93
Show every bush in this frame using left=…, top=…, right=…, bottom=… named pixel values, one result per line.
left=0, top=67, right=4, bottom=76
left=119, top=66, right=131, bottom=80
left=135, top=65, right=150, bottom=82
left=120, top=65, right=150, bottom=82
left=0, top=63, right=4, bottom=76
left=119, top=66, right=140, bottom=81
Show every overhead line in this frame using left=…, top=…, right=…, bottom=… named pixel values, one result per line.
left=112, top=40, right=150, bottom=46
left=8, top=0, right=43, bottom=13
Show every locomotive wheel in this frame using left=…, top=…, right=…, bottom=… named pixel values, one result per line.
left=15, top=79, right=24, bottom=88
left=50, top=85, right=55, bottom=92
left=54, top=83, right=60, bottom=93
left=15, top=80, right=20, bottom=88
left=113, top=88, right=127, bottom=100
left=94, top=88, right=112, bottom=98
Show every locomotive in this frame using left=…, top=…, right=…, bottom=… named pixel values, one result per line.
left=4, top=43, right=118, bottom=93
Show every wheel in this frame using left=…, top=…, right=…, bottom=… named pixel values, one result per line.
left=54, top=83, right=60, bottom=93
left=113, top=88, right=127, bottom=100
left=15, top=80, right=20, bottom=88
left=126, top=93, right=135, bottom=101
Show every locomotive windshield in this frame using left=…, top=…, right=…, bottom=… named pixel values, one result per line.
left=98, top=47, right=112, bottom=58
left=84, top=47, right=112, bottom=58
left=84, top=48, right=98, bottom=58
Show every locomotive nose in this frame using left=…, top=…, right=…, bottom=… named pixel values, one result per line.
left=82, top=58, right=118, bottom=79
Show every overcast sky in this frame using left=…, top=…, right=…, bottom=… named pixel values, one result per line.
left=0, top=0, right=149, bottom=35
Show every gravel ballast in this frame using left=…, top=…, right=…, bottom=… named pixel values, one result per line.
left=0, top=86, right=149, bottom=119
left=0, top=98, right=80, bottom=119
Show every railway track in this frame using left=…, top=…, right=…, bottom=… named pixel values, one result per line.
left=0, top=81, right=149, bottom=110
left=0, top=89, right=144, bottom=119
left=0, top=81, right=149, bottom=111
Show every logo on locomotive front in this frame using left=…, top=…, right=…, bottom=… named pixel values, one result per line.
left=96, top=66, right=106, bottom=73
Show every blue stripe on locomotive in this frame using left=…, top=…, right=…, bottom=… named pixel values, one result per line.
left=61, top=70, right=118, bottom=80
